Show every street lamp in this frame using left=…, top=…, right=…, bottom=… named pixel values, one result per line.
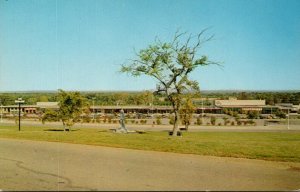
left=92, top=97, right=96, bottom=122
left=202, top=98, right=204, bottom=123
left=287, top=108, right=290, bottom=130
left=151, top=94, right=154, bottom=127
left=15, top=98, right=25, bottom=131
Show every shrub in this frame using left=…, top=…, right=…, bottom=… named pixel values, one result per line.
left=232, top=111, right=239, bottom=118
left=210, top=117, right=216, bottom=125
left=231, top=121, right=235, bottom=126
left=275, top=110, right=286, bottom=119
left=156, top=117, right=162, bottom=125
left=247, top=120, right=256, bottom=125
left=96, top=118, right=101, bottom=123
left=196, top=117, right=202, bottom=125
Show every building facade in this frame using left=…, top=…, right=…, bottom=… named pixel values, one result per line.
left=1, top=99, right=298, bottom=117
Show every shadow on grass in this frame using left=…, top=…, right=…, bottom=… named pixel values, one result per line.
left=43, top=129, right=80, bottom=132
left=98, top=130, right=108, bottom=132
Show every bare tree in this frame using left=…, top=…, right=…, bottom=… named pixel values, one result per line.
left=121, top=29, right=219, bottom=136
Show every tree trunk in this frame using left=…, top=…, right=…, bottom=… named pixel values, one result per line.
left=185, top=122, right=189, bottom=131
left=63, top=121, right=66, bottom=131
left=172, top=110, right=180, bottom=136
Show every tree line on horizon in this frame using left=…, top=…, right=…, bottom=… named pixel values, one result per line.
left=0, top=91, right=300, bottom=106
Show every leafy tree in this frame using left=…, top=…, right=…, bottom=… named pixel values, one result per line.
left=42, top=90, right=88, bottom=131
left=0, top=94, right=15, bottom=105
left=59, top=90, right=89, bottom=130
left=121, top=30, right=218, bottom=136
left=137, top=91, right=153, bottom=106
left=114, top=92, right=129, bottom=106
left=39, top=95, right=49, bottom=102
left=179, top=97, right=195, bottom=131
left=238, top=92, right=249, bottom=100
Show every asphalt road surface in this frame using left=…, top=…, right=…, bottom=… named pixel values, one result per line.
left=0, top=138, right=300, bottom=191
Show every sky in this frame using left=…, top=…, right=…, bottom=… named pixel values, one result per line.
left=0, top=0, right=299, bottom=92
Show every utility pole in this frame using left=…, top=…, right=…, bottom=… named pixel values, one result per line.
left=15, top=98, right=25, bottom=131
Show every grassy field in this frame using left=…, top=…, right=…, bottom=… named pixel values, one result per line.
left=0, top=124, right=300, bottom=162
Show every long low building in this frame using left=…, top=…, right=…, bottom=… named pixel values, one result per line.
left=0, top=100, right=298, bottom=117
left=214, top=99, right=266, bottom=112
left=0, top=102, right=222, bottom=116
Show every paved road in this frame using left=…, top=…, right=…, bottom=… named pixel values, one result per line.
left=0, top=138, right=300, bottom=191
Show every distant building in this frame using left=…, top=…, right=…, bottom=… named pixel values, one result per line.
left=0, top=105, right=37, bottom=114
left=215, top=98, right=266, bottom=112
left=36, top=102, right=59, bottom=109
left=275, top=103, right=300, bottom=113
left=1, top=99, right=298, bottom=117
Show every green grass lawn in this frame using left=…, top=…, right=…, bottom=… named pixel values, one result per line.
left=0, top=124, right=300, bottom=162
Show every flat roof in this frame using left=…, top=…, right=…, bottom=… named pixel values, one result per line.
left=215, top=100, right=266, bottom=107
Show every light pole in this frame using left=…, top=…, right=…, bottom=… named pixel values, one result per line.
left=287, top=108, right=290, bottom=130
left=92, top=97, right=96, bottom=122
left=202, top=98, right=204, bottom=123
left=151, top=94, right=154, bottom=126
left=15, top=98, right=25, bottom=131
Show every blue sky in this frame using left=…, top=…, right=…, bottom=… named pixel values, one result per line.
left=0, top=0, right=299, bottom=91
